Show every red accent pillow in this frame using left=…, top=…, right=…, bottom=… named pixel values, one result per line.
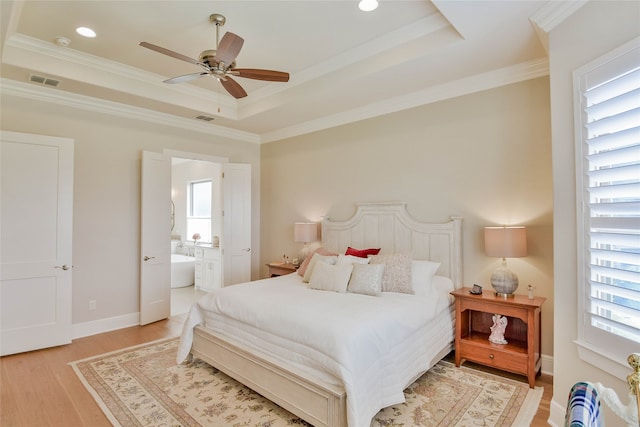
left=297, top=247, right=338, bottom=276
left=345, top=246, right=381, bottom=258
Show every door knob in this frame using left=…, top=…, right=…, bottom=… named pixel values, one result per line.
left=54, top=264, right=71, bottom=270
left=242, top=248, right=251, bottom=252
left=144, top=256, right=155, bottom=261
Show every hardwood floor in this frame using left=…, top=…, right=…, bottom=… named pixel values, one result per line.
left=1, top=314, right=553, bottom=426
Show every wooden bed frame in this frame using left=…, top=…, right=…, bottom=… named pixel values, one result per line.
left=190, top=202, right=463, bottom=427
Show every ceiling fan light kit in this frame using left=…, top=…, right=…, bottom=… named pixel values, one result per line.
left=139, top=13, right=289, bottom=99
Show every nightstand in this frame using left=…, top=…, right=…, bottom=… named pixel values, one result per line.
left=450, top=287, right=545, bottom=387
left=266, top=262, right=297, bottom=277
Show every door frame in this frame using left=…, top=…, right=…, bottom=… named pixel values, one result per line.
left=140, top=150, right=231, bottom=322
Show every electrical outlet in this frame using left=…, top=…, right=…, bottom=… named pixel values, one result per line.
left=89, top=300, right=96, bottom=311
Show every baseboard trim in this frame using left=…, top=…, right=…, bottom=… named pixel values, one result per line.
left=72, top=312, right=139, bottom=340
left=541, top=353, right=554, bottom=376
left=548, top=398, right=566, bottom=426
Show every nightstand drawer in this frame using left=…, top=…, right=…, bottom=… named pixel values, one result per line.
left=458, top=341, right=527, bottom=375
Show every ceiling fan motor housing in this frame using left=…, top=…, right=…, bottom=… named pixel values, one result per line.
left=199, top=50, right=236, bottom=69
left=199, top=50, right=217, bottom=66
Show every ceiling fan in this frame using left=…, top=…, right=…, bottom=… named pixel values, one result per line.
left=139, top=13, right=289, bottom=99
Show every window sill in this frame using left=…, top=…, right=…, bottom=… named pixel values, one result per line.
left=575, top=339, right=633, bottom=382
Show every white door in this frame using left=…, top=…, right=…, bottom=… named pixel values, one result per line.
left=139, top=151, right=171, bottom=325
left=1, top=131, right=73, bottom=356
left=222, top=163, right=251, bottom=285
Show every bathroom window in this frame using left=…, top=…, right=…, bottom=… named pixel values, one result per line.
left=187, top=180, right=212, bottom=243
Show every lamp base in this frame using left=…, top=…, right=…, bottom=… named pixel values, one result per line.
left=494, top=292, right=516, bottom=298
left=490, top=264, right=519, bottom=296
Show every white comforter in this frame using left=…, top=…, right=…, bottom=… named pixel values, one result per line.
left=177, top=273, right=453, bottom=427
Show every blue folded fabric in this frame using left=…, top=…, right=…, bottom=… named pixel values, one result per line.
left=565, top=381, right=603, bottom=427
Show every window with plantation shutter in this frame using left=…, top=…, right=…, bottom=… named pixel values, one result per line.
left=574, top=37, right=640, bottom=373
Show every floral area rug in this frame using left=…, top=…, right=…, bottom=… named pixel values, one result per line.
left=70, top=337, right=542, bottom=427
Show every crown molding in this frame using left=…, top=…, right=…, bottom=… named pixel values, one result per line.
left=261, top=58, right=549, bottom=143
left=530, top=0, right=588, bottom=33
left=2, top=56, right=549, bottom=145
left=0, top=78, right=260, bottom=144
left=529, top=0, right=589, bottom=52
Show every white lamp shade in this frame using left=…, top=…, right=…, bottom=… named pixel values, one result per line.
left=484, top=226, right=527, bottom=258
left=294, top=222, right=318, bottom=243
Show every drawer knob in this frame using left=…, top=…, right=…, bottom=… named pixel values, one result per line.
left=489, top=354, right=494, bottom=359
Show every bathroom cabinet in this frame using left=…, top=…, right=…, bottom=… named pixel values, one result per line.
left=195, top=246, right=222, bottom=291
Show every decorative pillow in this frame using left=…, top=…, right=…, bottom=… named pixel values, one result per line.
left=309, top=262, right=353, bottom=293
left=347, top=263, right=385, bottom=296
left=302, top=253, right=338, bottom=283
left=369, top=252, right=413, bottom=294
left=412, top=260, right=441, bottom=296
left=335, top=254, right=371, bottom=266
left=298, top=247, right=338, bottom=277
left=345, top=246, right=381, bottom=258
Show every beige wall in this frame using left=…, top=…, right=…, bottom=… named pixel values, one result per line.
left=261, top=77, right=554, bottom=357
left=548, top=1, right=640, bottom=424
left=0, top=94, right=261, bottom=326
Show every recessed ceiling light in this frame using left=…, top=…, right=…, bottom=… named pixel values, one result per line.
left=76, top=27, right=96, bottom=38
left=358, top=0, right=378, bottom=12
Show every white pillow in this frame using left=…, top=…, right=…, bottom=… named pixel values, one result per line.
left=411, top=260, right=441, bottom=296
left=347, top=263, right=385, bottom=296
left=335, top=254, right=371, bottom=266
left=309, top=262, right=354, bottom=293
left=302, top=253, right=338, bottom=283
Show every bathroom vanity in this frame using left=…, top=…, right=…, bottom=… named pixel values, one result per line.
left=194, top=246, right=222, bottom=291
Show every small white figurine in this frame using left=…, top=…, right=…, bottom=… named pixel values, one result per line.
left=489, top=314, right=508, bottom=344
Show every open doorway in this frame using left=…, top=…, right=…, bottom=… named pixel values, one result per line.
left=140, top=149, right=251, bottom=323
left=169, top=157, right=221, bottom=315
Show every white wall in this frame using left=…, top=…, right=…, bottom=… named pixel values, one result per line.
left=261, top=77, right=555, bottom=358
left=0, top=94, right=261, bottom=330
left=548, top=1, right=640, bottom=425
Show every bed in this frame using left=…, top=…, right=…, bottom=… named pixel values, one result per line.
left=177, top=202, right=463, bottom=427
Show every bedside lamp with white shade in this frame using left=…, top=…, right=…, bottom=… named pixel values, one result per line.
left=294, top=222, right=318, bottom=260
left=484, top=226, right=527, bottom=297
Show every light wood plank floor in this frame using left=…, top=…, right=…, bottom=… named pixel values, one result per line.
left=1, top=314, right=553, bottom=426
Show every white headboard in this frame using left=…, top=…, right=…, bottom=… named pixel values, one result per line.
left=322, top=202, right=463, bottom=288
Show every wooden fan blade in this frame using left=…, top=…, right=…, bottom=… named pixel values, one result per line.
left=163, top=72, right=209, bottom=84
left=234, top=68, right=289, bottom=82
left=139, top=42, right=200, bottom=65
left=220, top=76, right=247, bottom=99
left=215, top=32, right=244, bottom=66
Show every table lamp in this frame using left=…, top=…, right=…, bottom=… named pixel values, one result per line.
left=484, top=226, right=527, bottom=297
left=294, top=222, right=318, bottom=259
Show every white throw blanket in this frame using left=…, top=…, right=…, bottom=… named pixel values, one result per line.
left=177, top=273, right=452, bottom=427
